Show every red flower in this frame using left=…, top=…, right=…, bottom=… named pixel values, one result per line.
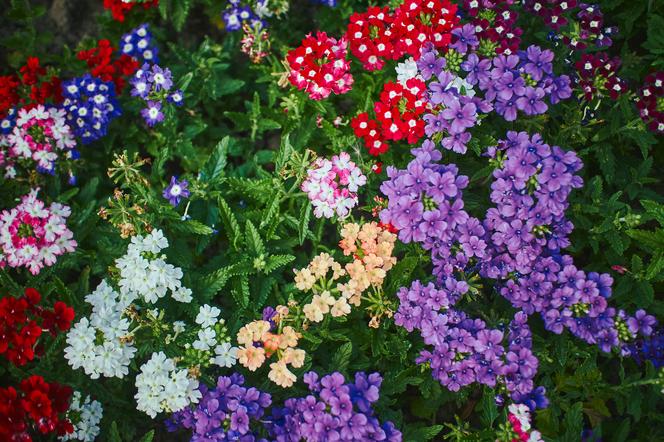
left=77, top=40, right=138, bottom=92
left=287, top=32, right=353, bottom=100
left=19, top=57, right=46, bottom=86
left=103, top=0, right=159, bottom=22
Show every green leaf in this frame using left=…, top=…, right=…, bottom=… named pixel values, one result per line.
left=264, top=254, right=295, bottom=273
left=561, top=402, right=584, bottom=442
left=218, top=196, right=243, bottom=250
left=479, top=388, right=498, bottom=428
left=644, top=14, right=664, bottom=55
left=201, top=137, right=230, bottom=183
left=109, top=421, right=123, bottom=442
left=170, top=219, right=214, bottom=235
left=331, top=342, right=353, bottom=373
left=298, top=202, right=312, bottom=245
left=245, top=220, right=265, bottom=256
left=260, top=193, right=281, bottom=230
left=641, top=200, right=664, bottom=226
left=626, top=229, right=664, bottom=253
left=404, top=424, right=445, bottom=441
left=646, top=253, right=664, bottom=280
left=172, top=0, right=192, bottom=31
left=200, top=265, right=234, bottom=300
left=138, top=430, right=155, bottom=442
left=215, top=79, right=245, bottom=97
left=231, top=276, right=250, bottom=308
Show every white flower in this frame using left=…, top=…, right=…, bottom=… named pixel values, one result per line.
left=195, top=304, right=220, bottom=328
left=173, top=321, right=186, bottom=333
left=213, top=342, right=238, bottom=368
left=60, top=392, right=103, bottom=442
left=395, top=57, right=420, bottom=85
left=172, top=287, right=192, bottom=303
left=193, top=327, right=216, bottom=351
left=135, top=352, right=200, bottom=417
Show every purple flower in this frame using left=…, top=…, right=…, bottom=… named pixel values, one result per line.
left=627, top=310, right=657, bottom=336
left=450, top=24, right=479, bottom=54
left=516, top=87, right=548, bottom=115
left=163, top=176, right=190, bottom=207
left=149, top=64, right=173, bottom=92
left=461, top=54, right=491, bottom=86
left=141, top=100, right=165, bottom=126
left=442, top=131, right=471, bottom=154
left=417, top=49, right=446, bottom=80
left=521, top=45, right=554, bottom=81
left=440, top=100, right=477, bottom=134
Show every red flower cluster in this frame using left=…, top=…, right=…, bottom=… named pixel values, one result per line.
left=0, top=375, right=73, bottom=441
left=0, top=288, right=74, bottom=367
left=347, top=0, right=459, bottom=70
left=0, top=57, right=62, bottom=119
left=636, top=72, right=664, bottom=134
left=462, top=0, right=522, bottom=55
left=103, top=0, right=159, bottom=22
left=351, top=79, right=426, bottom=156
left=575, top=53, right=626, bottom=101
left=78, top=40, right=139, bottom=92
left=286, top=32, right=353, bottom=101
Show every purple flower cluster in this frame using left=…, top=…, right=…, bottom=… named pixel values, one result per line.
left=130, top=63, right=183, bottom=127
left=416, top=33, right=572, bottom=153
left=61, top=74, right=122, bottom=144
left=269, top=371, right=402, bottom=442
left=167, top=371, right=401, bottom=441
left=383, top=132, right=659, bottom=401
left=394, top=280, right=544, bottom=405
left=379, top=140, right=484, bottom=285
left=166, top=372, right=272, bottom=441
left=120, top=24, right=159, bottom=63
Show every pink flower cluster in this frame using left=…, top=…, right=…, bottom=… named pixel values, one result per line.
left=301, top=152, right=367, bottom=219
left=0, top=189, right=77, bottom=275
left=286, top=32, right=353, bottom=100
left=507, top=404, right=542, bottom=442
left=2, top=105, right=76, bottom=176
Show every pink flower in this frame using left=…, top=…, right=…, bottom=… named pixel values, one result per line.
left=0, top=189, right=76, bottom=274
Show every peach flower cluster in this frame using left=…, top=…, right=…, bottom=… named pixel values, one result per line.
left=293, top=222, right=397, bottom=323
left=235, top=311, right=305, bottom=388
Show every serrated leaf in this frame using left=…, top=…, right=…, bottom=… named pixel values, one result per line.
left=218, top=196, right=243, bottom=250
left=264, top=254, right=295, bottom=273
left=404, top=424, right=444, bottom=441
left=260, top=193, right=281, bottom=230
left=641, top=200, right=664, bottom=226
left=172, top=0, right=191, bottom=31
left=331, top=342, right=353, bottom=373
left=561, top=402, right=583, bottom=442
left=626, top=229, right=664, bottom=253
left=216, top=79, right=245, bottom=97
left=231, top=276, right=250, bottom=308
left=245, top=220, right=265, bottom=256
left=201, top=137, right=229, bottom=183
left=170, top=219, right=213, bottom=235
left=479, top=388, right=498, bottom=427
left=298, top=202, right=311, bottom=245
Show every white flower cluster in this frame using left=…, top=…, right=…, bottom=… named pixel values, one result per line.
left=65, top=229, right=195, bottom=380
left=135, top=352, right=201, bottom=418
left=60, top=392, right=103, bottom=442
left=192, top=304, right=239, bottom=368
left=116, top=229, right=192, bottom=304
left=64, top=280, right=136, bottom=379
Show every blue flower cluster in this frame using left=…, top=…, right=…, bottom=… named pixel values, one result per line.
left=120, top=24, right=159, bottom=63
left=61, top=75, right=122, bottom=144
left=222, top=0, right=267, bottom=32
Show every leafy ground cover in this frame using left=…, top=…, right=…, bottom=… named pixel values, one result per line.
left=0, top=0, right=663, bottom=440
